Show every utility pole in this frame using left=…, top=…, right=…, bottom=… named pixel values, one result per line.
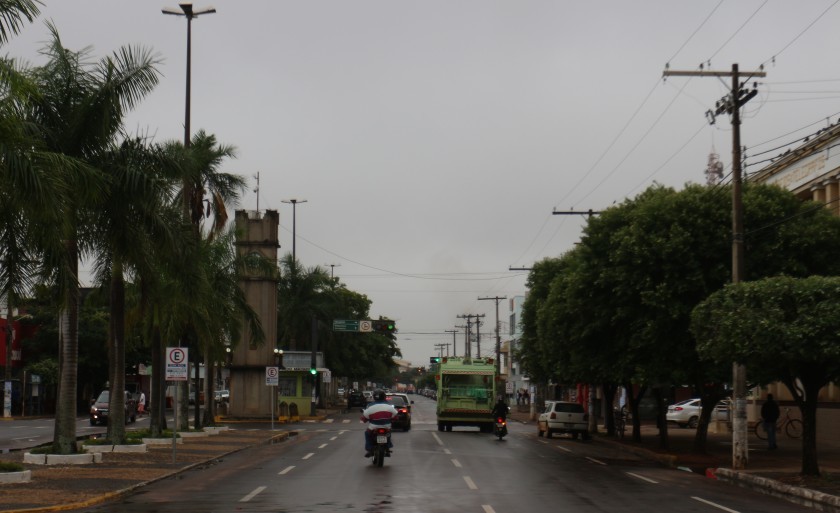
left=445, top=329, right=460, bottom=357
left=434, top=343, right=449, bottom=357
left=478, top=296, right=506, bottom=374
left=456, top=315, right=474, bottom=358
left=663, top=63, right=766, bottom=470
left=553, top=208, right=600, bottom=432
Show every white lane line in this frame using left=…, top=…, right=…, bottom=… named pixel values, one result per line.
left=342, top=419, right=350, bottom=423
left=691, top=496, right=740, bottom=513
left=463, top=476, right=478, bottom=490
left=443, top=448, right=452, bottom=455
left=482, top=506, right=497, bottom=513
left=585, top=457, right=606, bottom=465
left=555, top=445, right=573, bottom=453
left=318, top=443, right=328, bottom=449
left=432, top=432, right=444, bottom=446
left=626, top=472, right=659, bottom=484
left=302, top=453, right=315, bottom=460
left=451, top=459, right=462, bottom=468
left=278, top=466, right=295, bottom=475
left=324, top=419, right=334, bottom=423
left=239, top=486, right=266, bottom=502
left=330, top=436, right=338, bottom=441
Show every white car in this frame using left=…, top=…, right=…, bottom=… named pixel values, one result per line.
left=667, top=398, right=730, bottom=428
left=537, top=400, right=590, bottom=440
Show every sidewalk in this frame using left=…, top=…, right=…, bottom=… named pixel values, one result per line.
left=509, top=409, right=840, bottom=509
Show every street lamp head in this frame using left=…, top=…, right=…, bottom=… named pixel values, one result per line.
left=162, top=3, right=216, bottom=17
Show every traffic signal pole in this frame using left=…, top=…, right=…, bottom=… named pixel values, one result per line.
left=663, top=63, right=766, bottom=471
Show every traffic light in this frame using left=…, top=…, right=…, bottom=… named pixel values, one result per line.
left=430, top=357, right=441, bottom=364
left=309, top=367, right=317, bottom=376
left=372, top=319, right=396, bottom=333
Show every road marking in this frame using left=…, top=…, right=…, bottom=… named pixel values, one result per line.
left=626, top=472, right=658, bottom=484
left=278, top=466, right=295, bottom=475
left=443, top=448, right=452, bottom=455
left=330, top=436, right=338, bottom=441
left=451, top=459, right=462, bottom=468
left=324, top=419, right=334, bottom=423
left=432, top=433, right=444, bottom=446
left=482, top=506, right=497, bottom=513
left=691, top=496, right=740, bottom=512
left=302, top=453, right=315, bottom=460
left=342, top=419, right=351, bottom=423
left=463, top=476, right=478, bottom=490
left=585, top=457, right=606, bottom=465
left=555, top=445, right=573, bottom=453
left=239, top=486, right=266, bottom=502
left=318, top=443, right=328, bottom=449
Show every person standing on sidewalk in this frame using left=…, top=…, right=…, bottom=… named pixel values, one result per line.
left=761, top=393, right=780, bottom=450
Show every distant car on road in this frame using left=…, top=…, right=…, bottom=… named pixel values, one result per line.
left=89, top=390, right=137, bottom=426
left=386, top=393, right=412, bottom=431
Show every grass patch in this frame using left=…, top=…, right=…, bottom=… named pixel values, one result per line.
left=0, top=461, right=24, bottom=473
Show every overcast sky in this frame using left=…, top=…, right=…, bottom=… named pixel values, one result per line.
left=5, top=1, right=840, bottom=367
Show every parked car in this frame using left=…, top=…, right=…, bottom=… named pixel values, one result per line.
left=348, top=390, right=366, bottom=408
left=89, top=390, right=137, bottom=426
left=537, top=400, right=589, bottom=439
left=386, top=394, right=412, bottom=431
left=666, top=398, right=731, bottom=428
left=214, top=389, right=230, bottom=403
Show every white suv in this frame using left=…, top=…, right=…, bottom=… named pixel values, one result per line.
left=537, top=400, right=590, bottom=440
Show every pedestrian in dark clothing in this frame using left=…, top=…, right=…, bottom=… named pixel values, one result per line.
left=761, top=393, right=780, bottom=450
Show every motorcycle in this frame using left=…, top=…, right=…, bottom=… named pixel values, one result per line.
left=494, top=417, right=508, bottom=440
left=368, top=426, right=392, bottom=467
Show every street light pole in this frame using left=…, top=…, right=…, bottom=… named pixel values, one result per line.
left=162, top=2, right=217, bottom=149
left=282, top=199, right=308, bottom=263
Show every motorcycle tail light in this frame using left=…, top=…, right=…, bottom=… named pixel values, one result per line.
left=497, top=417, right=505, bottom=424
left=376, top=428, right=388, bottom=435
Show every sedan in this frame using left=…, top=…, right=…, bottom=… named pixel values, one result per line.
left=666, top=398, right=730, bottom=428
left=386, top=394, right=412, bottom=431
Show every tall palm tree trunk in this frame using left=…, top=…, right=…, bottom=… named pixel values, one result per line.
left=54, top=240, right=79, bottom=454
left=106, top=262, right=127, bottom=443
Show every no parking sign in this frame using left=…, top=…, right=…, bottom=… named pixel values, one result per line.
left=166, top=347, right=188, bottom=381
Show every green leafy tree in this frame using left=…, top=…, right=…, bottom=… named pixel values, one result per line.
left=692, top=276, right=840, bottom=476
left=522, top=182, right=840, bottom=451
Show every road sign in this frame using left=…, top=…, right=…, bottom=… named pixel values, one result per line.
left=359, top=320, right=372, bottom=332
left=166, top=347, right=188, bottom=381
left=266, top=366, right=279, bottom=386
left=333, top=319, right=360, bottom=332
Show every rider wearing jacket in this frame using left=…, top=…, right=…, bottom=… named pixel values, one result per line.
left=492, top=396, right=508, bottom=420
left=360, top=390, right=398, bottom=457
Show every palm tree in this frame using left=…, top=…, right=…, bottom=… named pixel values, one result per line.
left=23, top=24, right=161, bottom=453
left=276, top=254, right=333, bottom=351
left=88, top=138, right=179, bottom=443
left=161, top=131, right=246, bottom=428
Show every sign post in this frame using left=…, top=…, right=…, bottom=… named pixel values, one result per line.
left=166, top=347, right=188, bottom=462
left=266, top=366, right=279, bottom=431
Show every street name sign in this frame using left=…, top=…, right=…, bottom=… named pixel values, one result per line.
left=333, top=319, right=360, bottom=332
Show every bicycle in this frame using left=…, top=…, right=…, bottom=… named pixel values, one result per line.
left=614, top=407, right=628, bottom=439
left=754, top=407, right=803, bottom=440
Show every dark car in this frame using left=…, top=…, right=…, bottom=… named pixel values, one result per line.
left=386, top=394, right=412, bottom=431
left=348, top=390, right=366, bottom=408
left=89, top=390, right=137, bottom=426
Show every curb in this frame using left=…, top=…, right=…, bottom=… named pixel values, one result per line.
left=715, top=468, right=840, bottom=510
left=3, top=430, right=296, bottom=513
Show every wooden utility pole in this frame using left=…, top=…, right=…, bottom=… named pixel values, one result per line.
left=663, top=63, right=766, bottom=470
left=445, top=329, right=460, bottom=357
left=478, top=296, right=506, bottom=374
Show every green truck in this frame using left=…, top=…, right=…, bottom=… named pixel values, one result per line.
left=435, top=356, right=498, bottom=432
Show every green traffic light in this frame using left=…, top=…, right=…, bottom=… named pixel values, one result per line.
left=310, top=368, right=317, bottom=375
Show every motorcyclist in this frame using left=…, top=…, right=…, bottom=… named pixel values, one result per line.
left=360, top=389, right=398, bottom=457
left=492, top=396, right=508, bottom=421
